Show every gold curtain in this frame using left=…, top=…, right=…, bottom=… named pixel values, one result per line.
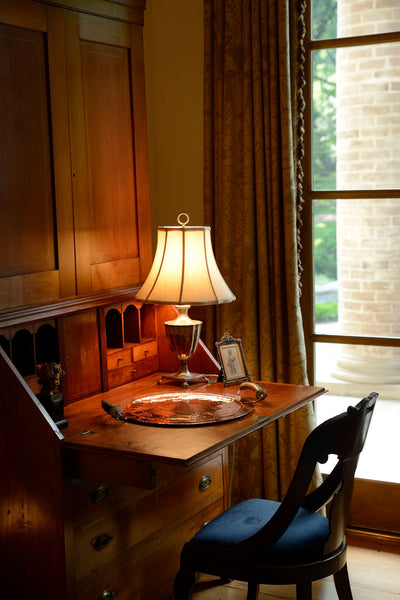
left=204, top=0, right=316, bottom=504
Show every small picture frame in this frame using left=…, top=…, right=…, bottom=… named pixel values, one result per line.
left=216, top=332, right=250, bottom=386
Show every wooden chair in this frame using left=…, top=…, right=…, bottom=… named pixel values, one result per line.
left=174, top=392, right=377, bottom=600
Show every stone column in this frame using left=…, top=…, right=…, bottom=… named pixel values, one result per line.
left=332, top=0, right=400, bottom=385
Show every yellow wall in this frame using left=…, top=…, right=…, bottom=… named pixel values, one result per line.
left=144, top=0, right=204, bottom=246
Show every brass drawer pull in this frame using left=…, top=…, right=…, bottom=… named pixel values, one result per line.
left=91, top=485, right=110, bottom=504
left=199, top=474, right=212, bottom=490
left=98, top=590, right=114, bottom=600
left=92, top=533, right=113, bottom=552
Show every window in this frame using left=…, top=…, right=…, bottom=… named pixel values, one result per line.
left=301, top=0, right=400, bottom=484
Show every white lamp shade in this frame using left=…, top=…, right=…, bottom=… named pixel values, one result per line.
left=135, top=225, right=235, bottom=305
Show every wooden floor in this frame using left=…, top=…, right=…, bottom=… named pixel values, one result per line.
left=190, top=542, right=400, bottom=599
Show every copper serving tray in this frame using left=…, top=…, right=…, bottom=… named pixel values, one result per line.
left=122, top=392, right=254, bottom=426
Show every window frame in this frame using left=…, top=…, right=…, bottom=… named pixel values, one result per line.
left=299, top=1, right=400, bottom=386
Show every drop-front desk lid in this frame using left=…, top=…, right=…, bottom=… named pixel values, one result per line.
left=62, top=373, right=326, bottom=468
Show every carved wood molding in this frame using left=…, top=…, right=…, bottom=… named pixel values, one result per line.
left=32, top=0, right=146, bottom=25
left=0, top=286, right=141, bottom=328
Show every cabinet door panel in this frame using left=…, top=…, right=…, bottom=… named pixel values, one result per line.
left=59, top=311, right=102, bottom=402
left=0, top=5, right=76, bottom=309
left=67, top=12, right=151, bottom=295
left=81, top=40, right=139, bottom=267
left=0, top=25, right=55, bottom=269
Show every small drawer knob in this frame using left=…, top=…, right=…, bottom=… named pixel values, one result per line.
left=98, top=590, right=114, bottom=600
left=199, top=474, right=212, bottom=490
left=91, top=485, right=110, bottom=504
left=92, top=532, right=113, bottom=552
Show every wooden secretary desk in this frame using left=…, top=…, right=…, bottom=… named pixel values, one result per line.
left=1, top=345, right=325, bottom=600
left=0, top=1, right=325, bottom=598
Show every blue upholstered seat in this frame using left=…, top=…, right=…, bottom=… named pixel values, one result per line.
left=192, top=498, right=330, bottom=564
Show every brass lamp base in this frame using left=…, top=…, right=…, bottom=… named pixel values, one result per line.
left=158, top=371, right=210, bottom=388
left=159, top=305, right=210, bottom=388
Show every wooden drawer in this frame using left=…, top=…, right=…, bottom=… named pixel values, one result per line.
left=107, top=363, right=137, bottom=387
left=107, top=355, right=158, bottom=388
left=73, top=498, right=224, bottom=600
left=73, top=454, right=224, bottom=581
left=107, top=347, right=132, bottom=370
left=68, top=462, right=191, bottom=528
left=133, top=340, right=157, bottom=362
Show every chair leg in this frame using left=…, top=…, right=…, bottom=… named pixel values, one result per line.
left=247, top=581, right=260, bottom=600
left=334, top=564, right=353, bottom=600
left=296, top=581, right=312, bottom=600
left=173, top=568, right=196, bottom=600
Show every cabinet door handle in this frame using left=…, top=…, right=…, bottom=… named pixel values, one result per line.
left=92, top=533, right=113, bottom=552
left=199, top=474, right=212, bottom=490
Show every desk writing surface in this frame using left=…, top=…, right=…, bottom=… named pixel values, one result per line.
left=63, top=374, right=326, bottom=466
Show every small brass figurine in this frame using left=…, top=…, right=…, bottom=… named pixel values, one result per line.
left=36, top=362, right=65, bottom=395
left=36, top=362, right=67, bottom=429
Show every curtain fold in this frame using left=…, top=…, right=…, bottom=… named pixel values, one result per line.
left=204, top=0, right=317, bottom=504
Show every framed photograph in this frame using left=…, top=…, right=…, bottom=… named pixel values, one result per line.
left=216, top=332, right=250, bottom=386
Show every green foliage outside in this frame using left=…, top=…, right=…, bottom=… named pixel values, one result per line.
left=315, top=301, right=338, bottom=322
left=312, top=1, right=338, bottom=321
left=312, top=0, right=337, bottom=192
left=314, top=200, right=337, bottom=285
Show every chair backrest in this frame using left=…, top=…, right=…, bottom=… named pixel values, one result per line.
left=300, top=392, right=377, bottom=554
left=224, top=393, right=377, bottom=560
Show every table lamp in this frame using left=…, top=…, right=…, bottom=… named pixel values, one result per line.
left=135, top=213, right=235, bottom=386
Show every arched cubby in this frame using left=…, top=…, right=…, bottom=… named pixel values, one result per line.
left=0, top=320, right=58, bottom=380
left=104, top=302, right=158, bottom=389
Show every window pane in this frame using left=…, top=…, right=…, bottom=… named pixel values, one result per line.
left=312, top=0, right=400, bottom=41
left=315, top=342, right=400, bottom=482
left=316, top=341, right=400, bottom=391
left=312, top=0, right=337, bottom=41
left=312, top=50, right=337, bottom=191
left=313, top=42, right=400, bottom=191
left=314, top=199, right=338, bottom=325
left=337, top=42, right=400, bottom=190
left=314, top=198, right=400, bottom=338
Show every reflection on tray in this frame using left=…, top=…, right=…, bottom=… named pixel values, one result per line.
left=122, top=392, right=254, bottom=426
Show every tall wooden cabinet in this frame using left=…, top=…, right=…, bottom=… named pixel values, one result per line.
left=0, top=3, right=234, bottom=598
left=0, top=0, right=151, bottom=310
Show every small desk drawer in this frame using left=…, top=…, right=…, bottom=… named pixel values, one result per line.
left=68, top=462, right=182, bottom=528
left=133, top=340, right=157, bottom=362
left=107, top=363, right=137, bottom=387
left=107, top=348, right=132, bottom=370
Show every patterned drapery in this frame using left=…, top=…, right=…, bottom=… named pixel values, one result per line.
left=204, top=0, right=316, bottom=503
